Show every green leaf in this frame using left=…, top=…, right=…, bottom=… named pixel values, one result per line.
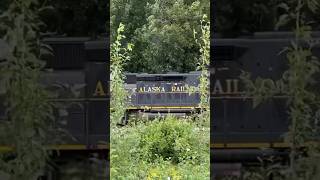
left=277, top=3, right=290, bottom=12
left=275, top=14, right=289, bottom=30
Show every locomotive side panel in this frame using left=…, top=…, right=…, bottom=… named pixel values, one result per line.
left=129, top=73, right=201, bottom=109
left=85, top=62, right=109, bottom=146
left=211, top=38, right=294, bottom=145
left=42, top=71, right=87, bottom=144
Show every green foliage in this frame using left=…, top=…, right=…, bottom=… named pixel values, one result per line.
left=1, top=0, right=108, bottom=37
left=216, top=0, right=281, bottom=37
left=0, top=0, right=56, bottom=179
left=110, top=116, right=209, bottom=179
left=138, top=116, right=205, bottom=164
left=194, top=15, right=210, bottom=124
left=240, top=0, right=320, bottom=179
left=111, top=0, right=209, bottom=73
left=138, top=0, right=208, bottom=73
left=215, top=0, right=320, bottom=37
left=41, top=0, right=108, bottom=37
left=185, top=15, right=210, bottom=126
left=110, top=0, right=149, bottom=40
left=0, top=0, right=10, bottom=37
left=110, top=23, right=133, bottom=126
left=56, top=156, right=107, bottom=180
left=240, top=73, right=286, bottom=108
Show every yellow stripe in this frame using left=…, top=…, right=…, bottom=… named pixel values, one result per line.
left=48, top=145, right=87, bottom=150
left=226, top=143, right=271, bottom=148
left=211, top=143, right=225, bottom=148
left=0, top=146, right=13, bottom=152
left=0, top=144, right=110, bottom=152
left=211, top=95, right=289, bottom=99
left=148, top=106, right=199, bottom=109
left=210, top=142, right=289, bottom=149
left=49, top=144, right=110, bottom=150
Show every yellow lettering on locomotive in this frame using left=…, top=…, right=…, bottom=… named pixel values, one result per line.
left=93, top=81, right=106, bottom=96
left=213, top=80, right=224, bottom=94
left=138, top=86, right=166, bottom=93
left=226, top=79, right=232, bottom=94
left=171, top=85, right=186, bottom=92
left=213, top=79, right=242, bottom=94
left=138, top=87, right=144, bottom=92
left=232, top=79, right=240, bottom=93
left=152, top=87, right=160, bottom=92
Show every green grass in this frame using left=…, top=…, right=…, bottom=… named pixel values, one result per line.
left=110, top=115, right=209, bottom=179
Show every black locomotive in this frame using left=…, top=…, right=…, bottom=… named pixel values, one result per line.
left=211, top=32, right=320, bottom=175
left=1, top=37, right=109, bottom=148
left=0, top=37, right=109, bottom=178
left=123, top=71, right=202, bottom=120
left=3, top=31, right=320, bottom=177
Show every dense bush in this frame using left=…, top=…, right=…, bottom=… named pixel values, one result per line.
left=111, top=0, right=209, bottom=73
left=138, top=116, right=206, bottom=164
left=110, top=116, right=209, bottom=179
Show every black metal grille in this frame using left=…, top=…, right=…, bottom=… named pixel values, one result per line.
left=44, top=42, right=86, bottom=69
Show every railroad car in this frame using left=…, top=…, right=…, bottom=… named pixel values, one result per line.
left=123, top=71, right=202, bottom=122
left=211, top=32, right=320, bottom=176
left=0, top=37, right=109, bottom=179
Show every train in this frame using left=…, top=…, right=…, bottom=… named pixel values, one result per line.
left=123, top=71, right=202, bottom=122
left=210, top=31, right=320, bottom=176
left=0, top=37, right=109, bottom=179
left=1, top=37, right=110, bottom=147
left=0, top=36, right=205, bottom=178
left=2, top=31, right=319, bottom=178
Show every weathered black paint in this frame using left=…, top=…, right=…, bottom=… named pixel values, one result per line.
left=210, top=34, right=320, bottom=145
left=85, top=62, right=109, bottom=145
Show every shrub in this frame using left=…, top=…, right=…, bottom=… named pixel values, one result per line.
left=138, top=116, right=205, bottom=164
left=110, top=115, right=209, bottom=179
